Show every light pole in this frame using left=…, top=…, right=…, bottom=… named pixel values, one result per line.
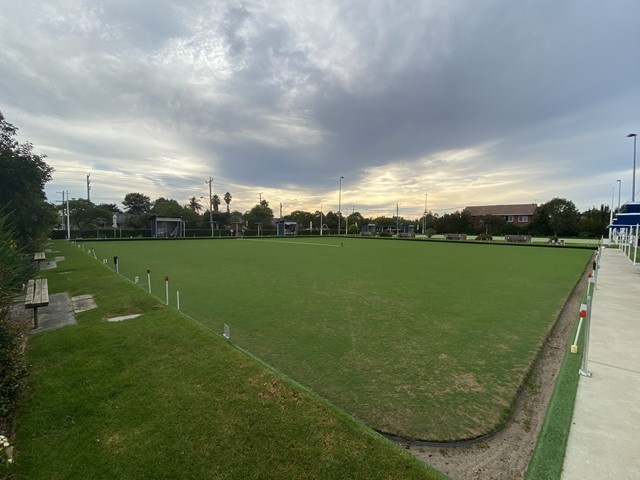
left=338, top=176, right=344, bottom=235
left=616, top=179, right=622, bottom=211
left=423, top=194, right=428, bottom=234
left=627, top=133, right=637, bottom=202
left=207, top=177, right=214, bottom=237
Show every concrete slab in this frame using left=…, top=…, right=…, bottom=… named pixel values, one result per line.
left=561, top=247, right=640, bottom=480
left=71, top=294, right=97, bottom=313
left=29, top=293, right=76, bottom=333
left=107, top=314, right=142, bottom=322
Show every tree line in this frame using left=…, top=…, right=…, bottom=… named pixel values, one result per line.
left=65, top=191, right=610, bottom=238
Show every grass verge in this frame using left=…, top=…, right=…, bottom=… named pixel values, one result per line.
left=524, top=280, right=590, bottom=479
left=4, top=241, right=446, bottom=480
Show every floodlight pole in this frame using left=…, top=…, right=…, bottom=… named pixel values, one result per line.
left=338, top=176, right=344, bottom=235
left=616, top=179, right=622, bottom=211
left=628, top=133, right=637, bottom=202
left=207, top=177, right=214, bottom=237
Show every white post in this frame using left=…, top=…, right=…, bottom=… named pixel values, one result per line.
left=579, top=278, right=594, bottom=378
left=634, top=224, right=639, bottom=265
left=176, top=291, right=180, bottom=310
left=146, top=268, right=151, bottom=293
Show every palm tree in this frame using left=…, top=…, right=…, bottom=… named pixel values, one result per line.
left=187, top=196, right=202, bottom=213
left=212, top=194, right=221, bottom=213
left=223, top=192, right=232, bottom=213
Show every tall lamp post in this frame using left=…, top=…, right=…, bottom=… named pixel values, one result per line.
left=616, top=179, right=622, bottom=211
left=207, top=177, right=214, bottom=237
left=627, top=133, right=637, bottom=202
left=338, top=176, right=344, bottom=235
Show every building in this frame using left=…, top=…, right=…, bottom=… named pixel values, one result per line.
left=464, top=204, right=537, bottom=227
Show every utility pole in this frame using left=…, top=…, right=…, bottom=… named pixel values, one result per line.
left=396, top=202, right=399, bottom=235
left=259, top=192, right=263, bottom=203
left=423, top=194, right=428, bottom=234
left=86, top=174, right=91, bottom=202
left=207, top=177, right=214, bottom=237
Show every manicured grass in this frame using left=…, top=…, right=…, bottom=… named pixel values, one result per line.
left=524, top=279, right=590, bottom=480
left=9, top=241, right=445, bottom=480
left=82, top=237, right=591, bottom=441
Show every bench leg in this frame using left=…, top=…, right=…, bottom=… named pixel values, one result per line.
left=33, top=307, right=38, bottom=329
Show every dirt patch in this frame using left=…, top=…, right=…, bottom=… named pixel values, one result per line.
left=403, top=267, right=589, bottom=480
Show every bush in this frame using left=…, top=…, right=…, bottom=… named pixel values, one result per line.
left=476, top=233, right=493, bottom=241
left=348, top=225, right=359, bottom=235
left=0, top=209, right=31, bottom=425
left=425, top=228, right=437, bottom=238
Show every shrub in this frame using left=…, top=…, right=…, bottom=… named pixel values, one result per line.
left=425, top=228, right=437, bottom=238
left=0, top=209, right=31, bottom=425
left=476, top=233, right=493, bottom=241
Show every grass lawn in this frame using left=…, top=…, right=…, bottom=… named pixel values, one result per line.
left=7, top=241, right=444, bottom=480
left=82, top=237, right=592, bottom=441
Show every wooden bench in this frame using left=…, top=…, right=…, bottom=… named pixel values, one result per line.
left=24, top=278, right=49, bottom=329
left=34, top=252, right=46, bottom=269
left=505, top=235, right=532, bottom=243
left=444, top=233, right=467, bottom=240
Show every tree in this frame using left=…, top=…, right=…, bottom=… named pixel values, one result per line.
left=122, top=193, right=151, bottom=215
left=62, top=199, right=112, bottom=230
left=244, top=200, right=274, bottom=228
left=287, top=210, right=315, bottom=229
left=434, top=211, right=472, bottom=234
left=223, top=192, right=232, bottom=213
left=0, top=111, right=57, bottom=250
left=212, top=194, right=221, bottom=212
left=186, top=196, right=203, bottom=213
left=579, top=204, right=610, bottom=238
left=530, top=198, right=580, bottom=237
left=99, top=203, right=121, bottom=213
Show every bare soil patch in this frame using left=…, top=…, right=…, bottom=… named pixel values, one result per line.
left=402, top=267, right=589, bottom=480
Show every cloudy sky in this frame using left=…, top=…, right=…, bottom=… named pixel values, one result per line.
left=1, top=0, right=639, bottom=218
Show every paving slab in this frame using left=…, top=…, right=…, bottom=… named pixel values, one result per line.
left=29, top=293, right=76, bottom=333
left=561, top=247, right=640, bottom=480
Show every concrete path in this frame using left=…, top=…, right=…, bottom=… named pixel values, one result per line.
left=561, top=247, right=640, bottom=479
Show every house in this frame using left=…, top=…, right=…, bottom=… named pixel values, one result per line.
left=464, top=204, right=537, bottom=226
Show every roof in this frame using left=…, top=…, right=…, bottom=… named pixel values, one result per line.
left=464, top=204, right=537, bottom=216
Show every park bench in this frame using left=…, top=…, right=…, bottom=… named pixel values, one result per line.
left=505, top=235, right=531, bottom=243
left=24, top=278, right=49, bottom=329
left=444, top=233, right=467, bottom=240
left=34, top=251, right=45, bottom=269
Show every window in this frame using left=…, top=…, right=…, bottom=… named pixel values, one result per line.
left=506, top=215, right=513, bottom=222
left=518, top=215, right=529, bottom=222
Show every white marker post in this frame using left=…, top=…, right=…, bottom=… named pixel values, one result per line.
left=114, top=256, right=119, bottom=274
left=164, top=275, right=169, bottom=305
left=146, top=268, right=151, bottom=294
left=176, top=291, right=180, bottom=310
left=223, top=324, right=230, bottom=340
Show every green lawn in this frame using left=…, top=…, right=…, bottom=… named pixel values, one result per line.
left=8, top=241, right=444, bottom=480
left=81, top=237, right=591, bottom=441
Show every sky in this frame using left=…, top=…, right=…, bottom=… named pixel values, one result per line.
left=1, top=0, right=639, bottom=219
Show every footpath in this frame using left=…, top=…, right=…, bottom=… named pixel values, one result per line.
left=561, top=246, right=640, bottom=479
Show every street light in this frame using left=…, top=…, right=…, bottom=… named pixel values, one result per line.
left=616, top=179, right=622, bottom=211
left=627, top=133, right=637, bottom=202
left=338, top=176, right=344, bottom=235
